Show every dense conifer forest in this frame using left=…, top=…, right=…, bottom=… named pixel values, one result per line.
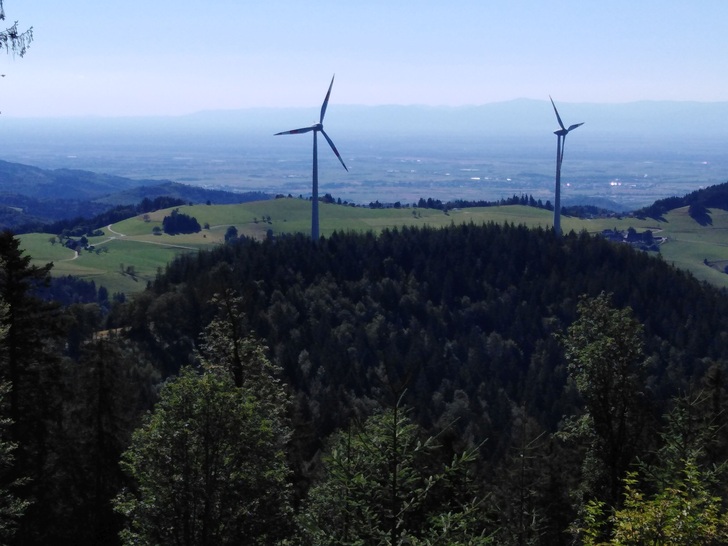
left=1, top=220, right=728, bottom=544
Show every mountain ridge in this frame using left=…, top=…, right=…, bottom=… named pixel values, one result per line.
left=0, top=160, right=271, bottom=230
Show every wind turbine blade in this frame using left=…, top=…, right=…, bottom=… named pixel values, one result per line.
left=320, top=74, right=335, bottom=123
left=549, top=96, right=566, bottom=131
left=321, top=129, right=348, bottom=171
left=567, top=122, right=584, bottom=132
left=275, top=126, right=316, bottom=136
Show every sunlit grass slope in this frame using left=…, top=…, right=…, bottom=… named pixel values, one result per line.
left=18, top=199, right=728, bottom=295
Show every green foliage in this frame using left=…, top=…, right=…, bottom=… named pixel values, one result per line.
left=614, top=463, right=728, bottom=545
left=114, top=367, right=292, bottom=545
left=561, top=292, right=649, bottom=506
left=576, top=390, right=728, bottom=545
left=6, top=217, right=728, bottom=543
left=297, top=405, right=491, bottom=545
left=563, top=292, right=645, bottom=404
left=579, top=461, right=728, bottom=545
left=198, top=290, right=289, bottom=419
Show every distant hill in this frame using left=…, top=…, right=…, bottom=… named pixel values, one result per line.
left=93, top=181, right=270, bottom=207
left=634, top=180, right=728, bottom=220
left=0, top=159, right=149, bottom=199
left=0, top=160, right=272, bottom=230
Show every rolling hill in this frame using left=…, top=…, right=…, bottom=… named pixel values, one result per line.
left=18, top=193, right=728, bottom=296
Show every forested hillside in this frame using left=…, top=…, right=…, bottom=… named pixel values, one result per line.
left=0, top=159, right=272, bottom=230
left=635, top=179, right=728, bottom=219
left=2, top=222, right=728, bottom=544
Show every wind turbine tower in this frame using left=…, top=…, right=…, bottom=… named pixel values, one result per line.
left=275, top=75, right=348, bottom=241
left=549, top=97, right=583, bottom=237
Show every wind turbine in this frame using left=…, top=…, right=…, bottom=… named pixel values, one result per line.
left=275, top=75, right=348, bottom=241
left=549, top=96, right=583, bottom=237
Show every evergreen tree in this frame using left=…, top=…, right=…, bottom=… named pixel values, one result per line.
left=297, top=405, right=491, bottom=545
left=114, top=367, right=293, bottom=545
left=0, top=230, right=69, bottom=543
left=489, top=405, right=553, bottom=546
left=0, top=299, right=29, bottom=542
left=60, top=336, right=159, bottom=545
left=162, top=209, right=201, bottom=235
left=0, top=383, right=27, bottom=544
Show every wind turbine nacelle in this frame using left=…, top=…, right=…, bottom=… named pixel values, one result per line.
left=554, top=129, right=569, bottom=136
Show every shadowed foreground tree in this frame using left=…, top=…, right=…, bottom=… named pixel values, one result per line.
left=0, top=231, right=70, bottom=544
left=0, top=299, right=28, bottom=542
left=60, top=335, right=160, bottom=545
left=578, top=393, right=728, bottom=545
left=114, top=367, right=292, bottom=545
left=297, top=405, right=492, bottom=545
left=0, top=385, right=27, bottom=543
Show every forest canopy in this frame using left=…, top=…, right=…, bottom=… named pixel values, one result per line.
left=2, top=221, right=728, bottom=544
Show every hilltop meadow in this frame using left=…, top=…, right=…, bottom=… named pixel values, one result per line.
left=19, top=197, right=728, bottom=295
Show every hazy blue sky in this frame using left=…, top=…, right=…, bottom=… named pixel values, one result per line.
left=2, top=1, right=727, bottom=117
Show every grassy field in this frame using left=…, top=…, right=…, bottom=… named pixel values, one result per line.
left=18, top=198, right=728, bottom=295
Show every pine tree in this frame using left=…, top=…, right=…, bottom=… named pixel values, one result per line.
left=0, top=299, right=29, bottom=542
left=60, top=335, right=159, bottom=545
left=297, top=405, right=491, bottom=545
left=114, top=368, right=293, bottom=545
left=0, top=230, right=69, bottom=543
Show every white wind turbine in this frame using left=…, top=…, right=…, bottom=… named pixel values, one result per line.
left=275, top=75, right=348, bottom=241
left=550, top=96, right=583, bottom=237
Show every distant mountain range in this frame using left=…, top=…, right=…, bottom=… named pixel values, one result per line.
left=5, top=99, right=728, bottom=144
left=0, top=160, right=270, bottom=230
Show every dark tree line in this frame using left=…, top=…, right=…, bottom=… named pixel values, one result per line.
left=634, top=179, right=728, bottom=219
left=416, top=193, right=553, bottom=211
left=16, top=196, right=189, bottom=236
left=162, top=208, right=201, bottom=235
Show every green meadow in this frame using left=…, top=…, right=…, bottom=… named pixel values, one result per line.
left=18, top=198, right=728, bottom=295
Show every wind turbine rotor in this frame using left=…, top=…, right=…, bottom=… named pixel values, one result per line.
left=320, top=74, right=335, bottom=123
left=275, top=126, right=316, bottom=136
left=321, top=129, right=348, bottom=171
left=550, top=97, right=584, bottom=135
left=567, top=122, right=584, bottom=132
left=549, top=96, right=566, bottom=132
left=274, top=75, right=347, bottom=241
